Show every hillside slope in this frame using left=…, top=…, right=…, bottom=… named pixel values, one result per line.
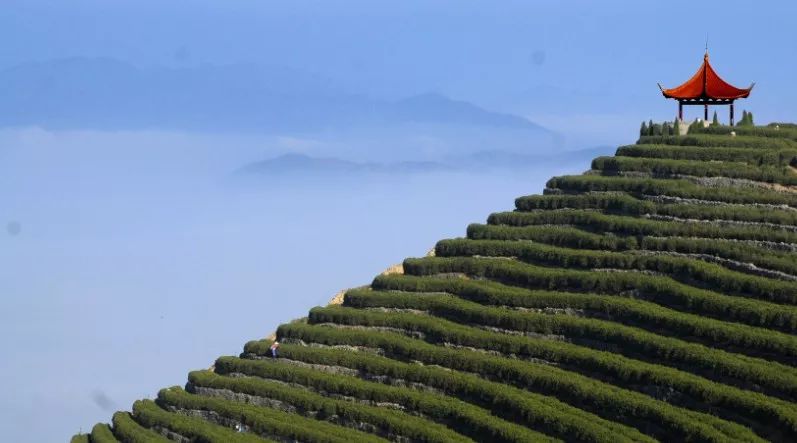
left=73, top=123, right=797, bottom=443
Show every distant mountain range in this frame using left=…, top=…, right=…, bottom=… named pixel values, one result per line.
left=0, top=57, right=552, bottom=135
left=237, top=146, right=612, bottom=178
left=237, top=153, right=451, bottom=176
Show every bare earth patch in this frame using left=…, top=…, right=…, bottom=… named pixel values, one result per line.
left=260, top=246, right=436, bottom=348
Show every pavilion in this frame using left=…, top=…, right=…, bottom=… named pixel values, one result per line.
left=658, top=51, right=754, bottom=125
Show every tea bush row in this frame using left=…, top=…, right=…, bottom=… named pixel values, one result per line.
left=436, top=239, right=797, bottom=304
left=211, top=357, right=556, bottom=443
left=273, top=323, right=761, bottom=442
left=401, top=256, right=797, bottom=333
left=371, top=274, right=797, bottom=364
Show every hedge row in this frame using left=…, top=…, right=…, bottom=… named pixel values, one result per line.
left=462, top=222, right=797, bottom=278
left=111, top=411, right=169, bottom=442
left=132, top=399, right=265, bottom=443
left=156, top=386, right=381, bottom=443
left=637, top=134, right=797, bottom=150
left=516, top=192, right=649, bottom=212
left=309, top=305, right=797, bottom=440
left=483, top=211, right=797, bottom=244
left=344, top=289, right=797, bottom=400
left=274, top=323, right=762, bottom=442
left=242, top=343, right=654, bottom=443
left=474, top=224, right=641, bottom=250
left=592, top=156, right=797, bottom=185
left=90, top=424, right=118, bottom=443
left=371, top=274, right=797, bottom=364
left=651, top=205, right=797, bottom=226
left=436, top=239, right=797, bottom=305
left=640, top=236, right=797, bottom=277
left=402, top=256, right=797, bottom=333
left=616, top=144, right=797, bottom=166
left=514, top=193, right=797, bottom=226
left=212, top=357, right=558, bottom=443
left=692, top=125, right=797, bottom=141
left=546, top=175, right=797, bottom=207
left=186, top=369, right=471, bottom=443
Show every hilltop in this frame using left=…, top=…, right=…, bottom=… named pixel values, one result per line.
left=73, top=122, right=797, bottom=442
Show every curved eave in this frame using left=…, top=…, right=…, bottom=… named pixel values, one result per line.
left=659, top=82, right=754, bottom=101
left=658, top=54, right=753, bottom=101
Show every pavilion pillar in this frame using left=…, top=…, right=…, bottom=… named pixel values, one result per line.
left=704, top=104, right=708, bottom=121
left=730, top=102, right=735, bottom=126
left=678, top=102, right=683, bottom=121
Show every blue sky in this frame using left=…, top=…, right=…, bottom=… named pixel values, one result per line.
left=1, top=2, right=796, bottom=441
left=1, top=0, right=795, bottom=140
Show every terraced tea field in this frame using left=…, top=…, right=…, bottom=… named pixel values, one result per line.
left=73, top=124, right=797, bottom=442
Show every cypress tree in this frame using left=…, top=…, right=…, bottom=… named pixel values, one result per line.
left=640, top=121, right=648, bottom=136
left=648, top=119, right=655, bottom=136
left=739, top=110, right=750, bottom=126
left=673, top=118, right=681, bottom=135
left=712, top=110, right=719, bottom=126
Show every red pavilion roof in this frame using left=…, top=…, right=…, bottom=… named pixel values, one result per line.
left=659, top=52, right=754, bottom=101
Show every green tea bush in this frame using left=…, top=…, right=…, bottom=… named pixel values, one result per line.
left=593, top=156, right=797, bottom=184
left=516, top=192, right=650, bottom=212
left=436, top=239, right=797, bottom=304
left=111, top=411, right=169, bottom=442
left=640, top=236, right=797, bottom=276
left=616, top=145, right=797, bottom=165
left=639, top=133, right=797, bottom=148
left=185, top=370, right=470, bottom=443
left=210, top=358, right=556, bottom=443
left=457, top=223, right=797, bottom=276
left=89, top=424, right=118, bottom=443
left=546, top=175, right=797, bottom=207
left=514, top=193, right=797, bottom=225
left=371, top=274, right=797, bottom=364
left=309, top=307, right=797, bottom=440
left=694, top=125, right=797, bottom=141
left=156, top=387, right=381, bottom=443
left=132, top=399, right=265, bottom=443
left=653, top=203, right=797, bottom=225
left=402, top=256, right=797, bottom=332
left=242, top=344, right=653, bottom=443
left=481, top=212, right=797, bottom=244
left=345, top=290, right=797, bottom=399
left=273, top=323, right=763, bottom=442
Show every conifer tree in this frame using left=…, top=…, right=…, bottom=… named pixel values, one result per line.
left=673, top=118, right=681, bottom=135
left=738, top=110, right=754, bottom=127
left=712, top=110, right=719, bottom=126
left=648, top=119, right=655, bottom=136
left=640, top=121, right=648, bottom=136
left=739, top=110, right=749, bottom=126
